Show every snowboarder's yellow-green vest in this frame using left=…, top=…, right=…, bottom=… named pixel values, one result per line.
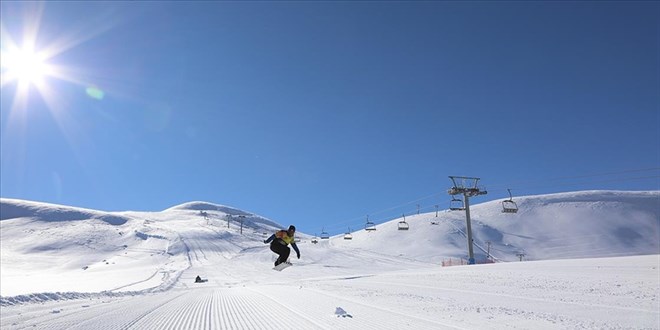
left=274, top=230, right=295, bottom=244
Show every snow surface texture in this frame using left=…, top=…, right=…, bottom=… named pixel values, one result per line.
left=1, top=191, right=659, bottom=329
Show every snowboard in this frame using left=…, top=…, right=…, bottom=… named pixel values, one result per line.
left=273, top=261, right=292, bottom=271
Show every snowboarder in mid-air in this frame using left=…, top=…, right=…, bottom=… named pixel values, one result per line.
left=264, top=225, right=300, bottom=267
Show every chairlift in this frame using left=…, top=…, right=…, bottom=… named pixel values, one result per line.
left=449, top=196, right=465, bottom=211
left=502, top=189, right=519, bottom=214
left=320, top=228, right=330, bottom=239
left=343, top=227, right=353, bottom=240
left=398, top=214, right=409, bottom=230
left=365, top=216, right=376, bottom=231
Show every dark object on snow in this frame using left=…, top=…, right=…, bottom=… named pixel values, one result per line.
left=194, top=275, right=207, bottom=283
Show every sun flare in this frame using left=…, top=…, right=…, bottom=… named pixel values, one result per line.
left=2, top=46, right=51, bottom=86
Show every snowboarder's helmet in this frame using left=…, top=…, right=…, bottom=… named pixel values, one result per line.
left=288, top=225, right=296, bottom=232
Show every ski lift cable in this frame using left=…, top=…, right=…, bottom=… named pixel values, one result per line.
left=488, top=175, right=660, bottom=195
left=364, top=192, right=446, bottom=217
left=324, top=173, right=658, bottom=234
left=323, top=212, right=409, bottom=234
left=325, top=192, right=446, bottom=231
left=333, top=204, right=439, bottom=232
left=322, top=174, right=659, bottom=234
left=486, top=167, right=660, bottom=191
left=316, top=167, right=658, bottom=235
left=322, top=195, right=500, bottom=234
left=356, top=167, right=657, bottom=218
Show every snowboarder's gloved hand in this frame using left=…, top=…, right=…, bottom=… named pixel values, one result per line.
left=296, top=252, right=300, bottom=259
left=263, top=240, right=267, bottom=244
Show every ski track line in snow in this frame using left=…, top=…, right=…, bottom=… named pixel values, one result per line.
left=108, top=269, right=161, bottom=292
left=190, top=238, right=211, bottom=262
left=127, top=287, right=322, bottom=330
left=192, top=235, right=239, bottom=260
left=254, top=286, right=389, bottom=330
left=177, top=234, right=193, bottom=267
left=247, top=287, right=332, bottom=330
left=331, top=243, right=440, bottom=269
left=3, top=292, right=187, bottom=330
left=192, top=238, right=225, bottom=260
left=2, top=300, right=100, bottom=330
left=253, top=285, right=468, bottom=330
left=307, top=285, right=469, bottom=330
left=229, top=290, right=277, bottom=329
left=130, top=290, right=203, bottom=329
left=98, top=292, right=188, bottom=330
left=183, top=237, right=206, bottom=263
left=367, top=280, right=660, bottom=314
left=346, top=248, right=429, bottom=267
left=197, top=224, right=253, bottom=252
left=252, top=285, right=405, bottom=330
left=318, top=278, right=659, bottom=328
left=169, top=291, right=210, bottom=329
left=180, top=224, right=250, bottom=261
left=216, top=287, right=318, bottom=329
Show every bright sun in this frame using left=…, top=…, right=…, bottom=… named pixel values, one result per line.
left=2, top=46, right=51, bottom=86
left=2, top=1, right=112, bottom=112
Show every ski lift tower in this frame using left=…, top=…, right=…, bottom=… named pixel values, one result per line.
left=448, top=176, right=487, bottom=265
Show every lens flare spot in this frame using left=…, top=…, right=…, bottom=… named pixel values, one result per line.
left=85, top=86, right=105, bottom=100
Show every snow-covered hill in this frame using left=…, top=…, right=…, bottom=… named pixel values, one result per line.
left=331, top=190, right=660, bottom=262
left=0, top=198, right=285, bottom=297
left=1, top=191, right=658, bottom=329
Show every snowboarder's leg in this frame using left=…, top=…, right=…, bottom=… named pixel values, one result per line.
left=278, top=246, right=291, bottom=265
left=269, top=243, right=290, bottom=266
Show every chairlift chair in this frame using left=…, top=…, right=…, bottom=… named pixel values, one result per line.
left=320, top=228, right=330, bottom=239
left=398, top=214, right=409, bottom=230
left=502, top=189, right=519, bottom=214
left=344, top=228, right=353, bottom=240
left=449, top=196, right=465, bottom=211
left=365, top=216, right=376, bottom=231
left=398, top=221, right=409, bottom=230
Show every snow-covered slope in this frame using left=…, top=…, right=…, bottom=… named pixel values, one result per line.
left=0, top=199, right=283, bottom=297
left=331, top=191, right=660, bottom=262
left=1, top=191, right=659, bottom=329
left=1, top=191, right=658, bottom=297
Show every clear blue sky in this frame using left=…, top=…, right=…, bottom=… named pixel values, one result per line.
left=2, top=1, right=659, bottom=235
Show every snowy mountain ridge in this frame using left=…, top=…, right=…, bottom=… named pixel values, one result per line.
left=331, top=190, right=660, bottom=262
left=1, top=191, right=659, bottom=329
left=1, top=190, right=658, bottom=297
